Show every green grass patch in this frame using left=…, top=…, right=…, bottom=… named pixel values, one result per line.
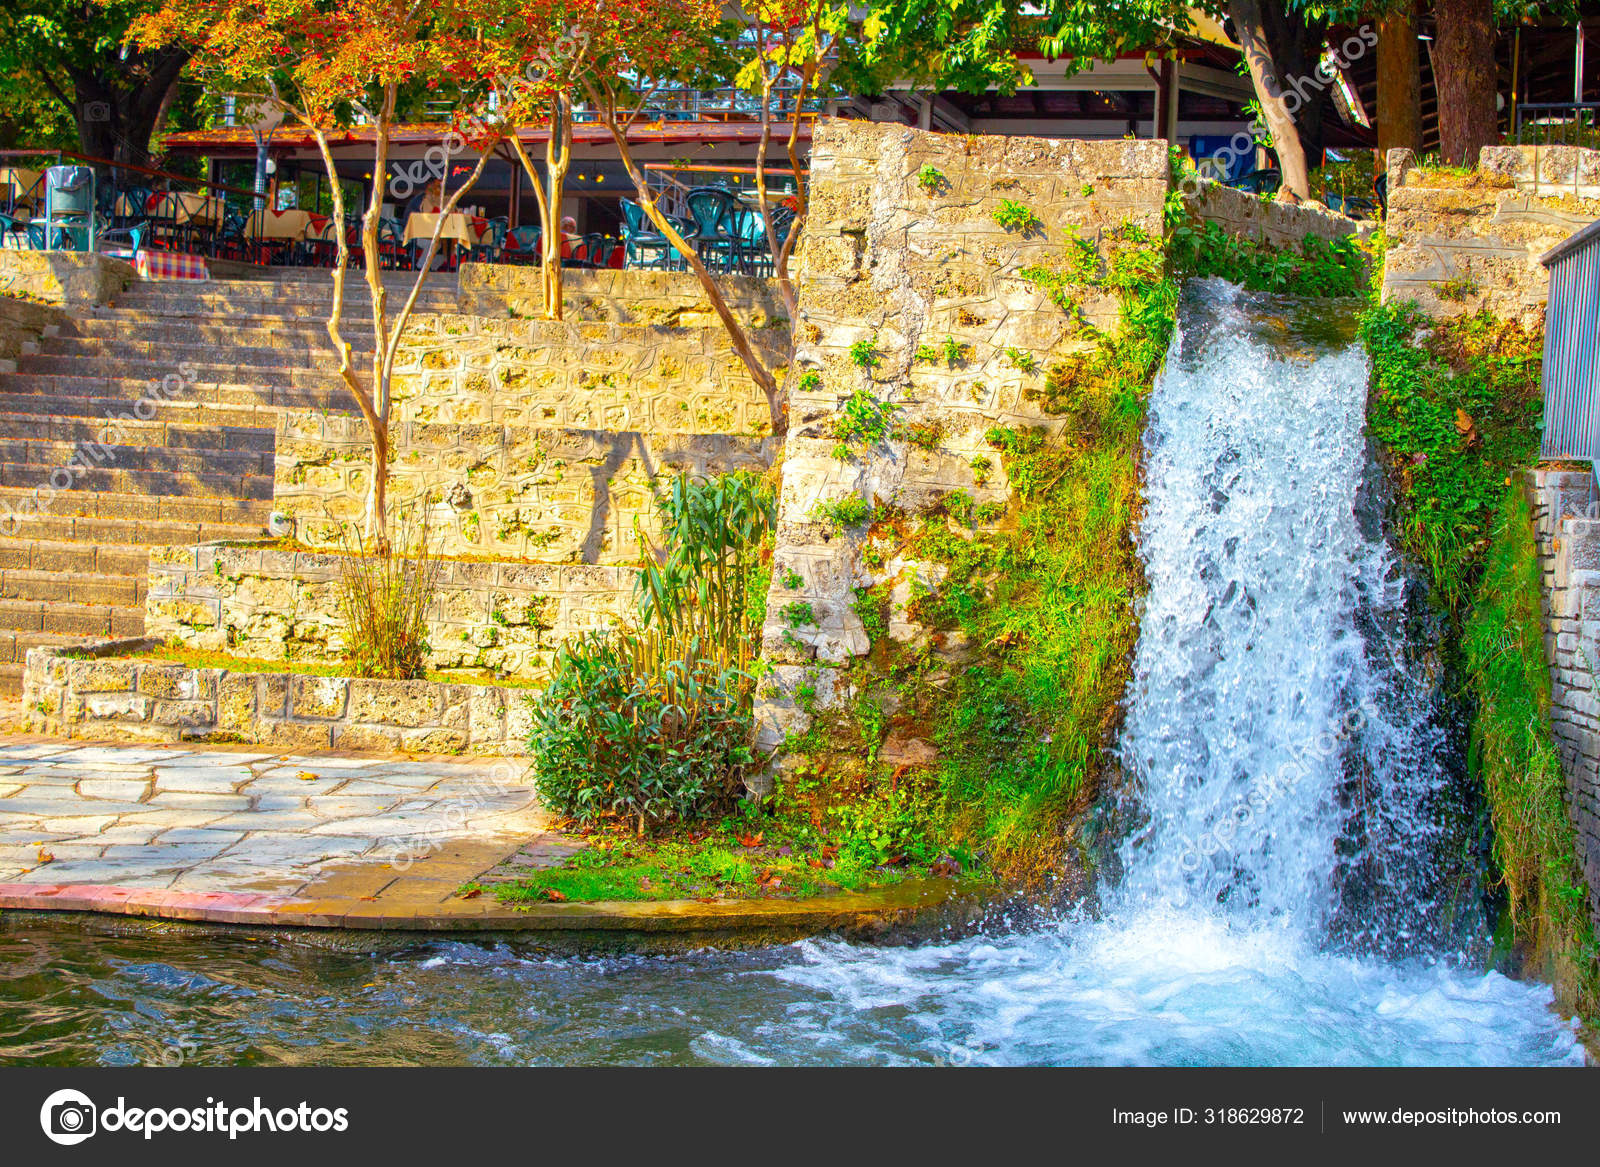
left=1463, top=488, right=1599, bottom=1016
left=482, top=799, right=960, bottom=904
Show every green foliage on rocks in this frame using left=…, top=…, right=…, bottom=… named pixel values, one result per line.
left=1169, top=218, right=1367, bottom=297
left=992, top=198, right=1038, bottom=232
left=1361, top=304, right=1544, bottom=617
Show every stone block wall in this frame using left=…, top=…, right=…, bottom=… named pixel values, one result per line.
left=0, top=251, right=132, bottom=307
left=145, top=541, right=636, bottom=679
left=271, top=411, right=777, bottom=563
left=1183, top=179, right=1370, bottom=249
left=1383, top=146, right=1600, bottom=325
left=1524, top=468, right=1600, bottom=924
left=0, top=294, right=66, bottom=362
left=458, top=265, right=788, bottom=330
left=391, top=310, right=784, bottom=435
left=753, top=120, right=1168, bottom=749
left=24, top=638, right=532, bottom=755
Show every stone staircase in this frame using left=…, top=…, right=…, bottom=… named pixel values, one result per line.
left=0, top=270, right=457, bottom=692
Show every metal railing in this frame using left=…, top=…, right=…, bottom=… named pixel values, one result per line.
left=1539, top=219, right=1600, bottom=462
left=1515, top=103, right=1600, bottom=148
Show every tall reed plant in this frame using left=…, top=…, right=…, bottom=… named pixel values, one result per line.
left=334, top=508, right=442, bottom=680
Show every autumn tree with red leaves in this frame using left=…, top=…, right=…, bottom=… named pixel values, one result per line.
left=130, top=0, right=507, bottom=545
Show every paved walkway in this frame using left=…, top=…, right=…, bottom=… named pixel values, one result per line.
left=0, top=737, right=956, bottom=936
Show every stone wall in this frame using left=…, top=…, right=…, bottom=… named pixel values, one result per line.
left=0, top=294, right=66, bottom=363
left=753, top=120, right=1169, bottom=749
left=271, top=411, right=777, bottom=563
left=458, top=265, right=788, bottom=330
left=1382, top=146, right=1600, bottom=325
left=146, top=541, right=635, bottom=679
left=391, top=310, right=784, bottom=435
left=1523, top=468, right=1600, bottom=924
left=0, top=251, right=132, bottom=307
left=23, top=638, right=532, bottom=755
left=1183, top=179, right=1369, bottom=249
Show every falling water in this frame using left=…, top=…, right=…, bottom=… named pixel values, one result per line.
left=1117, top=279, right=1472, bottom=954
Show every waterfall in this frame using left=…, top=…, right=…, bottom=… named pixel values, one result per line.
left=757, top=279, right=1580, bottom=1066
left=1118, top=279, right=1471, bottom=955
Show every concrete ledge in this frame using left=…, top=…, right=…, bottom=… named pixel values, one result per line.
left=0, top=877, right=962, bottom=942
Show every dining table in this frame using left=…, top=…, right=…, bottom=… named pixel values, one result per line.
left=247, top=207, right=316, bottom=240
left=402, top=212, right=483, bottom=248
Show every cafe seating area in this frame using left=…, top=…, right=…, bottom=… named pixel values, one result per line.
left=0, top=163, right=801, bottom=278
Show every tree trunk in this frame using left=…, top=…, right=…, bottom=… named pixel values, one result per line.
left=1377, top=3, right=1424, bottom=159
left=1230, top=0, right=1312, bottom=200
left=588, top=81, right=783, bottom=434
left=1433, top=0, right=1499, bottom=166
left=542, top=92, right=572, bottom=320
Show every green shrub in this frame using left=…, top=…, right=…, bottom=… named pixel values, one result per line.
left=916, top=164, right=945, bottom=194
left=529, top=471, right=776, bottom=832
left=1168, top=218, right=1366, bottom=297
left=528, top=633, right=753, bottom=831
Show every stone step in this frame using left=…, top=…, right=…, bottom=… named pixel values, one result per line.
left=0, top=597, right=142, bottom=638
left=0, top=505, right=265, bottom=547
left=0, top=437, right=272, bottom=479
left=0, top=630, right=100, bottom=664
left=0, top=568, right=147, bottom=607
left=0, top=459, right=273, bottom=500
left=28, top=340, right=359, bottom=375
left=0, top=484, right=270, bottom=526
left=125, top=275, right=456, bottom=298
left=0, top=392, right=290, bottom=428
left=0, top=412, right=272, bottom=452
left=0, top=537, right=156, bottom=576
left=62, top=316, right=372, bottom=350
left=105, top=294, right=459, bottom=319
left=0, top=372, right=352, bottom=410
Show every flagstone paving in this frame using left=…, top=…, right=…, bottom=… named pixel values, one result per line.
left=0, top=739, right=562, bottom=898
left=0, top=736, right=958, bottom=937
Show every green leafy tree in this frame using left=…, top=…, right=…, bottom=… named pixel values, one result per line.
left=0, top=1, right=191, bottom=167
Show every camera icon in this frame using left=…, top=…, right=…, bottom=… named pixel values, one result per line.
left=82, top=101, right=110, bottom=123
left=39, top=1088, right=97, bottom=1145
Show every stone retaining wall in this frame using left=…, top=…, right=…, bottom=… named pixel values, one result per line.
left=754, top=120, right=1168, bottom=749
left=392, top=311, right=784, bottom=434
left=0, top=251, right=132, bottom=307
left=1524, top=468, right=1600, bottom=925
left=0, top=294, right=66, bottom=362
left=272, top=411, right=778, bottom=563
left=1383, top=146, right=1600, bottom=325
left=1183, top=179, right=1369, bottom=249
left=145, top=541, right=636, bottom=679
left=23, top=638, right=532, bottom=755
left=458, top=265, right=787, bottom=329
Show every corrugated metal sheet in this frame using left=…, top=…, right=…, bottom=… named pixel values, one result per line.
left=1541, top=219, right=1600, bottom=461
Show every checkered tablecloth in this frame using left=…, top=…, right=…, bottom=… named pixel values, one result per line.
left=135, top=250, right=210, bottom=281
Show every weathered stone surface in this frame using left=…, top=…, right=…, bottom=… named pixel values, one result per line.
left=147, top=541, right=636, bottom=681
left=753, top=120, right=1168, bottom=741
left=1383, top=146, right=1600, bottom=325
left=22, top=648, right=533, bottom=757
left=0, top=251, right=133, bottom=308
left=1525, top=468, right=1600, bottom=931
